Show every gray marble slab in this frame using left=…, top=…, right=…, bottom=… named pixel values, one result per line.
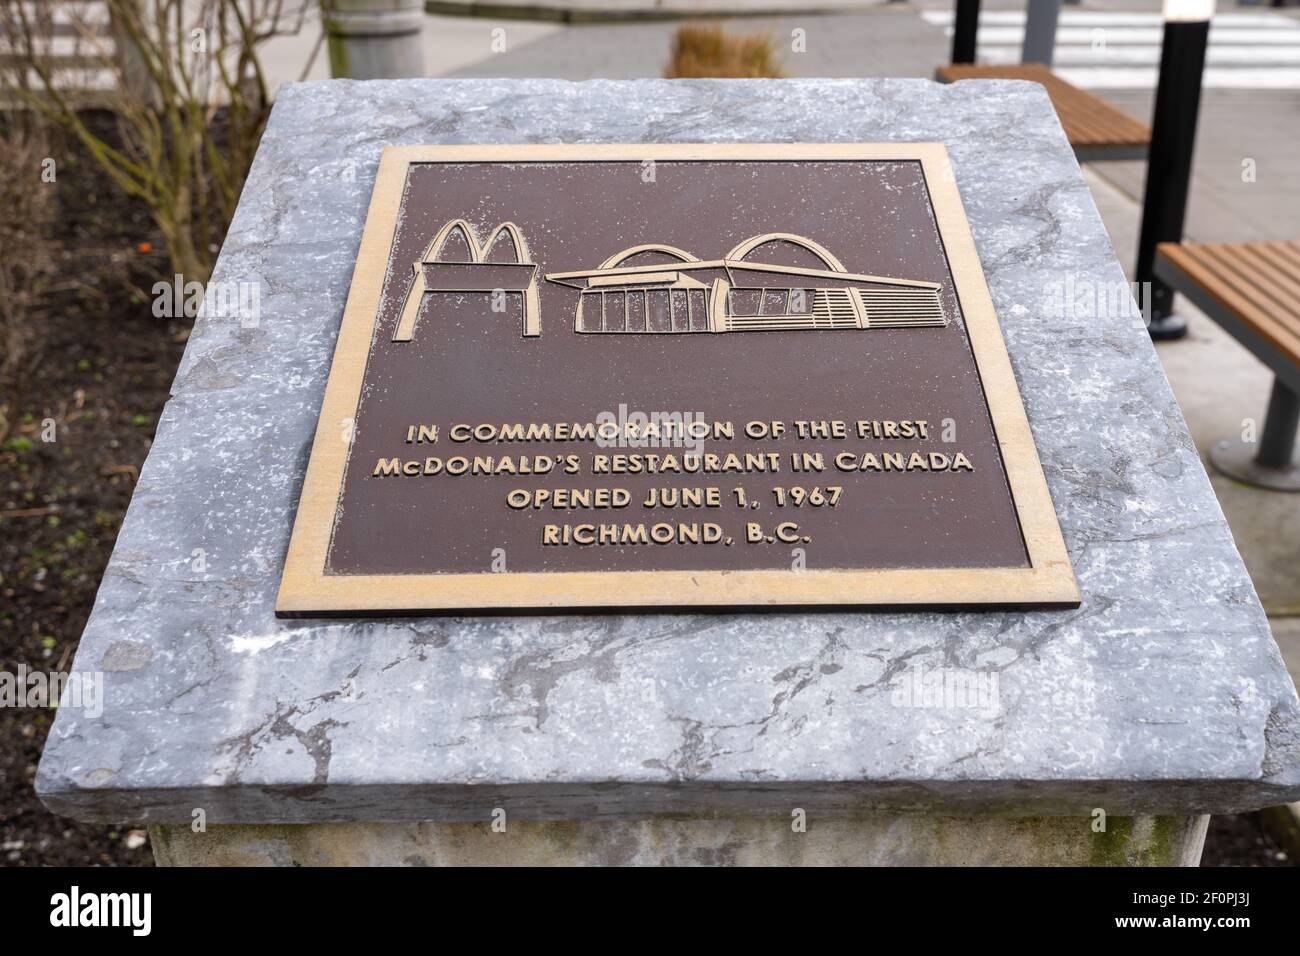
left=37, top=79, right=1300, bottom=823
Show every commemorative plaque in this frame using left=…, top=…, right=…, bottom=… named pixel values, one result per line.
left=277, top=144, right=1078, bottom=615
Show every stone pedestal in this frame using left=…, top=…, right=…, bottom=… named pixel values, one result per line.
left=35, top=79, right=1300, bottom=866
left=150, top=815, right=1209, bottom=866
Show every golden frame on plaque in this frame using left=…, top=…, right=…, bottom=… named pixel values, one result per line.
left=277, top=143, right=1078, bottom=615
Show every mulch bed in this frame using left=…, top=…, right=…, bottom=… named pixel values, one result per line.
left=0, top=112, right=1293, bottom=868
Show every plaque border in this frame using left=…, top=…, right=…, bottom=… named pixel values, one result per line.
left=276, top=143, right=1080, bottom=615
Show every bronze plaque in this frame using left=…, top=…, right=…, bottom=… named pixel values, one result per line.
left=277, top=144, right=1078, bottom=615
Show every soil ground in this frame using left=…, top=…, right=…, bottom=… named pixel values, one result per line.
left=1, top=111, right=186, bottom=866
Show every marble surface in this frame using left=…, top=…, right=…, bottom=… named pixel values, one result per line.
left=37, top=79, right=1300, bottom=824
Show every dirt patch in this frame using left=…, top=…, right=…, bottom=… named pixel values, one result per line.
left=1203, top=811, right=1293, bottom=867
left=1, top=111, right=187, bottom=866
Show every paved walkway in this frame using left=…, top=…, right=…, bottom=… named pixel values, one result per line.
left=426, top=0, right=892, bottom=18
left=429, top=0, right=1300, bottom=87
left=922, top=5, right=1300, bottom=88
left=441, top=4, right=947, bottom=79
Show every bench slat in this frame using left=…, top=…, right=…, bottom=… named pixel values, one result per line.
left=1249, top=242, right=1300, bottom=293
left=1208, top=243, right=1300, bottom=325
left=1157, top=241, right=1300, bottom=365
left=1275, top=242, right=1300, bottom=272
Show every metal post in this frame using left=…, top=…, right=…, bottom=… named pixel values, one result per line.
left=1022, top=0, right=1063, bottom=66
left=109, top=0, right=154, bottom=105
left=323, top=0, right=425, bottom=80
left=952, top=0, right=981, bottom=64
left=1258, top=380, right=1300, bottom=469
left=1135, top=1, right=1213, bottom=341
left=1210, top=378, right=1300, bottom=491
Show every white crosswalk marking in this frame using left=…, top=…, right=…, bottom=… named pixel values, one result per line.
left=921, top=10, right=1297, bottom=28
left=979, top=45, right=1300, bottom=66
left=922, top=8, right=1300, bottom=89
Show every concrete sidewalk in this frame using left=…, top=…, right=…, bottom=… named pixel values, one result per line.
left=437, top=1, right=1300, bottom=86
left=442, top=4, right=947, bottom=78
left=425, top=0, right=892, bottom=20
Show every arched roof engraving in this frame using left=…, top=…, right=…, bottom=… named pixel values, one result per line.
left=598, top=244, right=701, bottom=270
left=725, top=233, right=847, bottom=273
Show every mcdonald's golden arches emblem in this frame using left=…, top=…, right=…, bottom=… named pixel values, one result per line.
left=393, top=219, right=541, bottom=342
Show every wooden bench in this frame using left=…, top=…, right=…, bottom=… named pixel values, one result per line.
left=935, top=64, right=1150, bottom=162
left=1156, top=241, right=1300, bottom=491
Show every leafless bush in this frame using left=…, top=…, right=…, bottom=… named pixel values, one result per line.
left=0, top=116, right=58, bottom=401
left=0, top=0, right=309, bottom=283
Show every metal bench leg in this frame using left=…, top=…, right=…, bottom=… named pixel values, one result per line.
left=952, top=0, right=981, bottom=64
left=1022, top=0, right=1063, bottom=66
left=1209, top=377, right=1300, bottom=492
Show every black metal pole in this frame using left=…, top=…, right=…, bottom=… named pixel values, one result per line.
left=952, top=0, right=981, bottom=64
left=1135, top=16, right=1210, bottom=341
